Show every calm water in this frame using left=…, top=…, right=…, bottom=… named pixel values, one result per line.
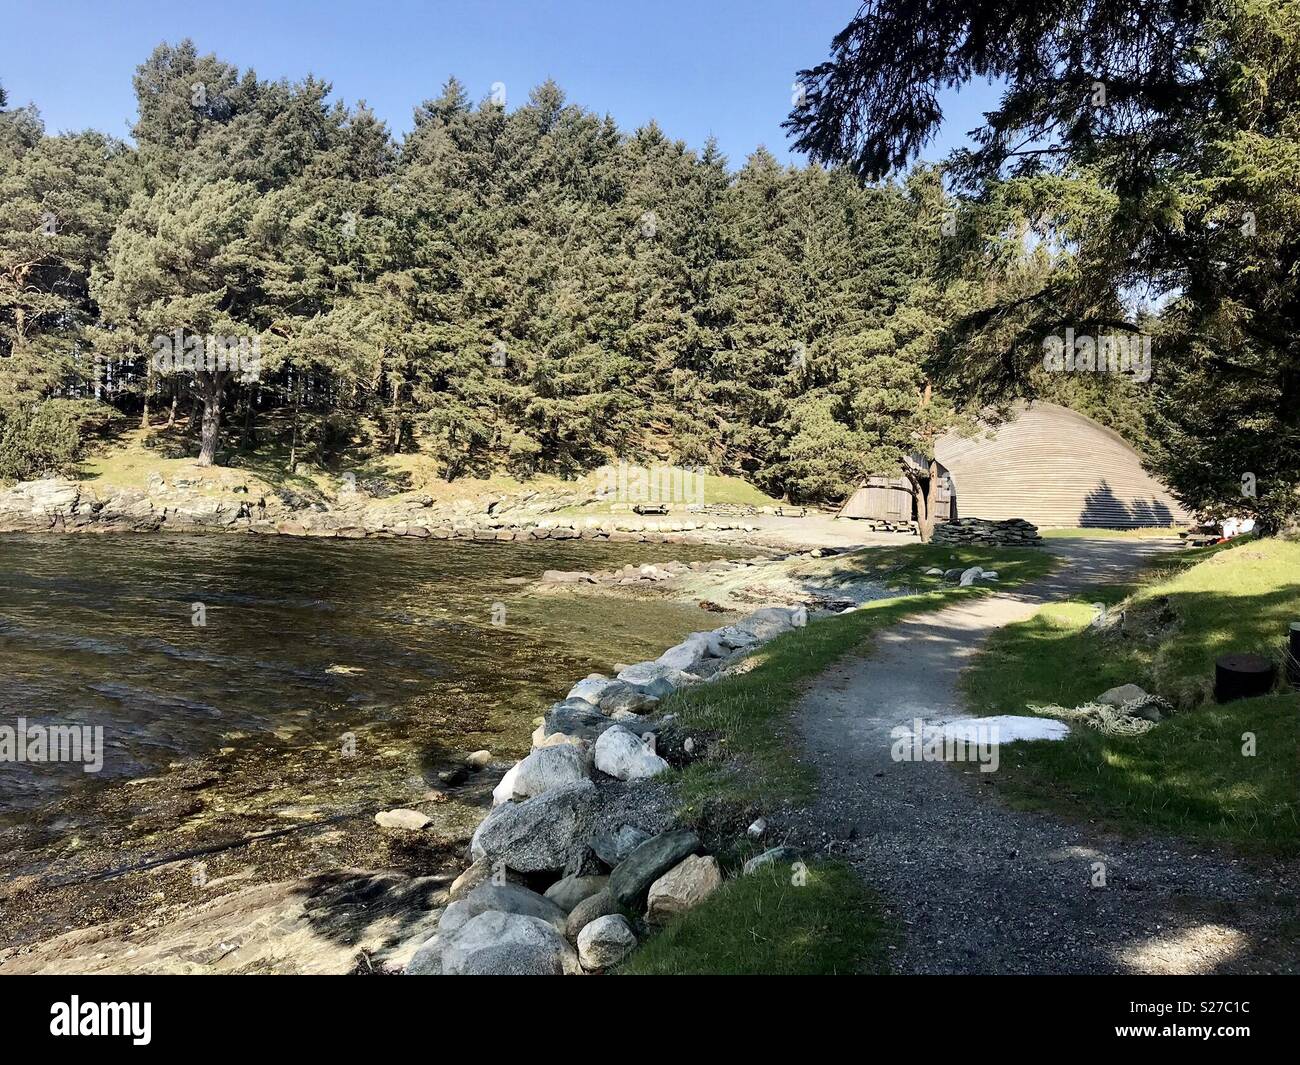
left=0, top=533, right=732, bottom=818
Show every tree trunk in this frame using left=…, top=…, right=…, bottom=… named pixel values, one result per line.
left=141, top=360, right=154, bottom=431
left=910, top=458, right=941, bottom=543
left=196, top=371, right=229, bottom=467
left=288, top=379, right=302, bottom=472
left=238, top=392, right=256, bottom=452
left=388, top=371, right=403, bottom=454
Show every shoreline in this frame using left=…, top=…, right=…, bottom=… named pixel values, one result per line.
left=0, top=476, right=908, bottom=554
left=0, top=535, right=860, bottom=973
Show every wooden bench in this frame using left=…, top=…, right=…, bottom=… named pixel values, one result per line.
left=776, top=506, right=808, bottom=517
left=632, top=503, right=670, bottom=515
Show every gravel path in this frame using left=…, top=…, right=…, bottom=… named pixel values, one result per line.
left=782, top=537, right=1299, bottom=974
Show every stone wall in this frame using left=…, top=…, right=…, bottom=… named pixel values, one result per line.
left=930, top=517, right=1044, bottom=546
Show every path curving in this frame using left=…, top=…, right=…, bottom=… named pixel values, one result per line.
left=783, top=537, right=1298, bottom=974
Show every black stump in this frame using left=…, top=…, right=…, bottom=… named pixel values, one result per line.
left=1214, top=652, right=1277, bottom=703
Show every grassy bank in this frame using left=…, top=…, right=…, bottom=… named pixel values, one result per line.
left=663, top=543, right=1058, bottom=815
left=961, top=538, right=1300, bottom=853
left=620, top=861, right=890, bottom=975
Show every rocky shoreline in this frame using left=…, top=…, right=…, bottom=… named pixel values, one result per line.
left=0, top=477, right=771, bottom=546
left=385, top=600, right=819, bottom=975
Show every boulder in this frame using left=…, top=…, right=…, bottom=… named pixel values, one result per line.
left=543, top=874, right=609, bottom=913
left=470, top=780, right=598, bottom=873
left=440, top=882, right=568, bottom=935
left=567, top=674, right=616, bottom=706
left=615, top=661, right=693, bottom=698
left=1097, top=683, right=1150, bottom=708
left=609, top=829, right=700, bottom=908
left=734, top=606, right=799, bottom=641
left=374, top=808, right=430, bottom=831
left=590, top=823, right=652, bottom=867
left=958, top=566, right=984, bottom=587
left=491, top=762, right=522, bottom=806
left=593, top=725, right=669, bottom=782
left=449, top=856, right=526, bottom=900
left=510, top=744, right=589, bottom=800
left=656, top=632, right=714, bottom=673
left=542, top=570, right=595, bottom=584
left=565, top=889, right=623, bottom=942
left=646, top=854, right=723, bottom=922
left=440, top=911, right=580, bottom=976
left=577, top=913, right=637, bottom=971
left=406, top=933, right=443, bottom=975
left=464, top=750, right=492, bottom=768
left=743, top=846, right=801, bottom=875
left=712, top=625, right=759, bottom=651
left=541, top=700, right=619, bottom=743
left=598, top=683, right=659, bottom=715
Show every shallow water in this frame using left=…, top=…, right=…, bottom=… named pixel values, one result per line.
left=0, top=532, right=735, bottom=821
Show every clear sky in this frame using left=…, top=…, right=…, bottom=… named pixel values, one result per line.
left=1, top=0, right=996, bottom=169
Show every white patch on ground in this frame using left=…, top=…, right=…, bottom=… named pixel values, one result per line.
left=907, top=715, right=1072, bottom=745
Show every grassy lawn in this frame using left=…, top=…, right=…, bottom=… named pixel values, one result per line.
left=961, top=537, right=1300, bottom=853
left=619, top=861, right=890, bottom=975
left=664, top=543, right=1058, bottom=816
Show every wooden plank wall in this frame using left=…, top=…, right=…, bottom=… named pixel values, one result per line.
left=935, top=402, right=1190, bottom=528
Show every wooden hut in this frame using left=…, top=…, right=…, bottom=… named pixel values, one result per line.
left=839, top=402, right=1189, bottom=529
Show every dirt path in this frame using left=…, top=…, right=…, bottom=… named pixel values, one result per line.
left=784, top=537, right=1298, bottom=974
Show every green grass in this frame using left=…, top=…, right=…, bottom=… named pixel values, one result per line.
left=962, top=538, right=1300, bottom=852
left=619, top=861, right=890, bottom=975
left=664, top=543, right=1058, bottom=816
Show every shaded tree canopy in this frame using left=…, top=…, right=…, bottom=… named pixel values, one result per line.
left=788, top=0, right=1300, bottom=531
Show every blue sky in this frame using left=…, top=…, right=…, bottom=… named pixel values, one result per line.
left=1, top=0, right=998, bottom=169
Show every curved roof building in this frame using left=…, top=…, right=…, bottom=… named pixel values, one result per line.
left=933, top=402, right=1189, bottom=528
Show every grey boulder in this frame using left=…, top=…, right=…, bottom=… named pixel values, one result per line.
left=510, top=743, right=589, bottom=800
left=609, top=829, right=700, bottom=908
left=593, top=725, right=669, bottom=781
left=543, top=874, right=609, bottom=913
left=591, top=823, right=651, bottom=867
left=470, top=780, right=598, bottom=873
left=440, top=911, right=580, bottom=976
left=439, top=882, right=568, bottom=935
left=577, top=913, right=637, bottom=971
